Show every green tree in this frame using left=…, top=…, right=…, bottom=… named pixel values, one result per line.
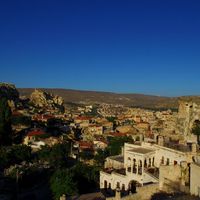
left=79, top=150, right=94, bottom=161
left=72, top=162, right=100, bottom=193
left=10, top=145, right=32, bottom=163
left=0, top=145, right=32, bottom=169
left=12, top=115, right=31, bottom=126
left=106, top=116, right=116, bottom=123
left=94, top=148, right=109, bottom=167
left=107, top=136, right=133, bottom=156
left=0, top=97, right=12, bottom=145
left=50, top=169, right=78, bottom=200
left=37, top=143, right=70, bottom=168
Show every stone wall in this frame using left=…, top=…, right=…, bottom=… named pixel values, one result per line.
left=106, top=183, right=159, bottom=200
left=190, top=162, right=200, bottom=196
left=159, top=163, right=190, bottom=193
left=105, top=157, right=124, bottom=169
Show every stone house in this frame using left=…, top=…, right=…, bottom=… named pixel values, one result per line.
left=23, top=128, right=47, bottom=145
left=87, top=125, right=103, bottom=135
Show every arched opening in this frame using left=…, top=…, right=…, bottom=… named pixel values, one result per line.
left=122, top=184, right=125, bottom=191
left=133, top=159, right=137, bottom=173
left=138, top=160, right=142, bottom=175
left=144, top=159, right=147, bottom=168
left=166, top=158, right=170, bottom=165
left=149, top=158, right=151, bottom=167
left=152, top=157, right=155, bottom=166
left=128, top=180, right=137, bottom=193
left=116, top=182, right=120, bottom=189
left=104, top=180, right=107, bottom=189
left=127, top=157, right=131, bottom=172
left=161, top=156, right=164, bottom=164
left=156, top=135, right=159, bottom=144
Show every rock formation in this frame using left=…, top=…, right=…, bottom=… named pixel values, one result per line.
left=0, top=83, right=19, bottom=110
left=176, top=97, right=200, bottom=142
left=0, top=83, right=19, bottom=100
left=30, top=89, right=64, bottom=111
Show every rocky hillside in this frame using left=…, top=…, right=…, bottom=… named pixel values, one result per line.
left=18, top=88, right=179, bottom=109
left=30, top=89, right=64, bottom=111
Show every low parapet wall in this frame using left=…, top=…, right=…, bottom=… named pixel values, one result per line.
left=106, top=183, right=159, bottom=200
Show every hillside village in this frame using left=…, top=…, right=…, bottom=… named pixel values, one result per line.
left=1, top=83, right=200, bottom=200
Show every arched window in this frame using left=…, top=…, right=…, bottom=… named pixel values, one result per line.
left=161, top=156, right=164, bottom=164
left=104, top=180, right=107, bottom=189
left=138, top=160, right=142, bottom=175
left=127, top=157, right=131, bottom=172
left=144, top=159, right=147, bottom=168
left=133, top=159, right=137, bottom=173
left=149, top=158, right=151, bottom=167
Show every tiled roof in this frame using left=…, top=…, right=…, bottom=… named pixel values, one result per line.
left=78, top=141, right=93, bottom=149
left=76, top=116, right=91, bottom=120
left=27, top=129, right=46, bottom=136
left=108, top=132, right=127, bottom=137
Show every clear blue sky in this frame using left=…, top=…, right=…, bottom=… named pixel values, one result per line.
left=0, top=0, right=200, bottom=96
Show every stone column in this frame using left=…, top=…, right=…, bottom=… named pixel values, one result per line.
left=142, top=160, right=144, bottom=175
left=131, top=160, right=133, bottom=173
left=136, top=161, right=139, bottom=175
left=147, top=159, right=149, bottom=168
left=115, top=187, right=121, bottom=200
left=126, top=164, right=128, bottom=173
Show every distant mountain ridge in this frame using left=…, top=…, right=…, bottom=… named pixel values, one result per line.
left=18, top=88, right=178, bottom=109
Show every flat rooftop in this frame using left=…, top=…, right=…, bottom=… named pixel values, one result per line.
left=129, top=147, right=155, bottom=154
left=109, top=155, right=124, bottom=163
left=164, top=143, right=191, bottom=153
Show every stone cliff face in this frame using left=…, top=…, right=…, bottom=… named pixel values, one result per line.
left=176, top=97, right=200, bottom=142
left=0, top=83, right=19, bottom=109
left=30, top=89, right=64, bottom=111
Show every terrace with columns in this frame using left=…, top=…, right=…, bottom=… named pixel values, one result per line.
left=100, top=143, right=159, bottom=192
left=100, top=137, right=197, bottom=192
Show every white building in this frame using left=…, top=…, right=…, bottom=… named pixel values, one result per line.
left=100, top=141, right=196, bottom=192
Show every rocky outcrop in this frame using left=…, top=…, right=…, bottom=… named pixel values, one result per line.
left=176, top=97, right=200, bottom=142
left=30, top=89, right=64, bottom=111
left=0, top=83, right=19, bottom=100
left=0, top=83, right=19, bottom=109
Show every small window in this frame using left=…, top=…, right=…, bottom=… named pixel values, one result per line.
left=166, top=158, right=170, bottom=165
